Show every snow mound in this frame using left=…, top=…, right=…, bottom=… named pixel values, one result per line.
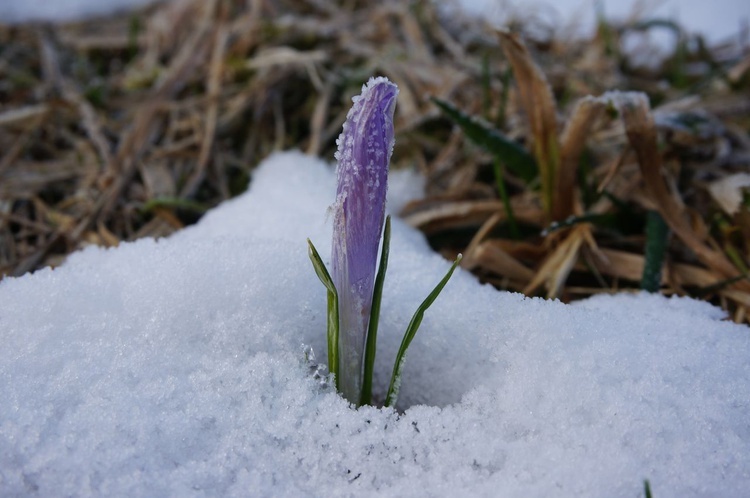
left=1, top=151, right=748, bottom=497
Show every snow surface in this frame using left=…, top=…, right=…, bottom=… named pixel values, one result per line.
left=1, top=151, right=748, bottom=497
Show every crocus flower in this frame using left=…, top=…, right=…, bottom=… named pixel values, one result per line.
left=331, top=77, right=398, bottom=403
left=308, top=76, right=460, bottom=408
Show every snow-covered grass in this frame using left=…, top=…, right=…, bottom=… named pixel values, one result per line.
left=1, top=151, right=748, bottom=496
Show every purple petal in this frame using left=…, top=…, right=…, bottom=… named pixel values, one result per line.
left=332, top=76, right=398, bottom=403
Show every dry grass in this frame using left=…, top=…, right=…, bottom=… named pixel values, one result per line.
left=1, top=0, right=749, bottom=322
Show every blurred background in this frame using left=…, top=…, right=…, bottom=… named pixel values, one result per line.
left=2, top=0, right=749, bottom=43
left=1, top=0, right=749, bottom=322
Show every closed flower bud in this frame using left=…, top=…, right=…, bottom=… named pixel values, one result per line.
left=331, top=77, right=398, bottom=403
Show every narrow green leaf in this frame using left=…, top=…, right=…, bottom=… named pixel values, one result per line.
left=385, top=254, right=463, bottom=408
left=644, top=479, right=653, bottom=498
left=431, top=96, right=538, bottom=183
left=141, top=196, right=209, bottom=214
left=492, top=158, right=520, bottom=239
left=641, top=210, right=669, bottom=292
left=360, top=215, right=391, bottom=407
left=307, top=239, right=340, bottom=388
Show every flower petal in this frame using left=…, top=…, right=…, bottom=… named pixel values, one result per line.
left=331, top=76, right=398, bottom=403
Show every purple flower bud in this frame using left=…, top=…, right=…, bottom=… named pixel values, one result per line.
left=332, top=76, right=398, bottom=403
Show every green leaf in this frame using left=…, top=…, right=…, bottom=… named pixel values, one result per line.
left=141, top=196, right=209, bottom=214
left=307, top=239, right=340, bottom=388
left=385, top=253, right=463, bottom=408
left=644, top=479, right=653, bottom=498
left=431, top=97, right=538, bottom=183
left=492, top=159, right=520, bottom=239
left=360, top=215, right=391, bottom=407
left=641, top=210, right=670, bottom=292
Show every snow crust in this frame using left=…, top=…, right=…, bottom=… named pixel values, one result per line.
left=1, top=151, right=748, bottom=497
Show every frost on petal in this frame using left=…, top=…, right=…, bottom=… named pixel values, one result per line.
left=331, top=76, right=398, bottom=403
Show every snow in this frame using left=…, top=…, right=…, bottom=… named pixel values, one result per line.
left=0, top=0, right=161, bottom=23
left=1, top=150, right=749, bottom=497
left=2, top=0, right=748, bottom=45
left=457, top=0, right=750, bottom=44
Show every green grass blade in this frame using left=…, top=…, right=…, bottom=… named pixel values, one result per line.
left=492, top=159, right=520, bottom=239
left=141, top=196, right=209, bottom=214
left=431, top=97, right=538, bottom=183
left=360, top=215, right=391, bottom=407
left=644, top=479, right=653, bottom=498
left=385, top=254, right=463, bottom=408
left=307, top=239, right=340, bottom=388
left=641, top=210, right=669, bottom=292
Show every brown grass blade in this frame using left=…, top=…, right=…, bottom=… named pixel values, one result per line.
left=182, top=25, right=230, bottom=198
left=523, top=224, right=590, bottom=298
left=498, top=30, right=559, bottom=216
left=461, top=211, right=535, bottom=284
left=721, top=290, right=750, bottom=308
left=38, top=31, right=113, bottom=173
left=471, top=241, right=535, bottom=283
left=461, top=212, right=503, bottom=270
left=552, top=96, right=608, bottom=221
left=401, top=197, right=544, bottom=234
left=584, top=247, right=720, bottom=288
left=307, top=80, right=334, bottom=156
left=0, top=105, right=48, bottom=127
left=97, top=1, right=216, bottom=224
left=618, top=92, right=750, bottom=291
